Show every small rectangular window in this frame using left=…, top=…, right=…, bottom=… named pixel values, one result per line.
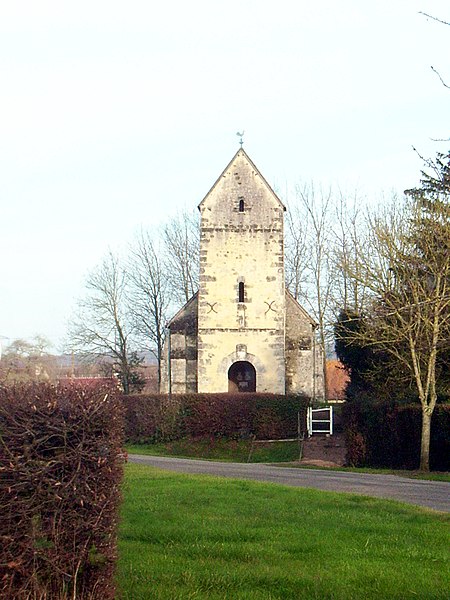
left=238, top=282, right=245, bottom=302
left=239, top=198, right=245, bottom=212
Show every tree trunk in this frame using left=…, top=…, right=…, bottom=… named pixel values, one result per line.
left=121, top=363, right=130, bottom=395
left=318, top=326, right=328, bottom=402
left=419, top=407, right=432, bottom=471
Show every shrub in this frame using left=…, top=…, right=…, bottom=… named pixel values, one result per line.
left=123, top=393, right=310, bottom=443
left=0, top=382, right=124, bottom=599
left=123, top=394, right=184, bottom=442
left=344, top=401, right=449, bottom=471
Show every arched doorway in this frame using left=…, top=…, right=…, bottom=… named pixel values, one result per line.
left=228, top=361, right=256, bottom=393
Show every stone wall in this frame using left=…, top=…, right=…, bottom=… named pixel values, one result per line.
left=160, top=294, right=198, bottom=393
left=285, top=291, right=325, bottom=399
left=197, top=149, right=286, bottom=393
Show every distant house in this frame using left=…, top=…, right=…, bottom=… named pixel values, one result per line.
left=326, top=360, right=349, bottom=402
left=161, top=147, right=325, bottom=397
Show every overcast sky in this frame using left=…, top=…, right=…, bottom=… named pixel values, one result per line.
left=0, top=0, right=448, bottom=350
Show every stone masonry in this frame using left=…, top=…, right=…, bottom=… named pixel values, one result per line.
left=160, top=148, right=324, bottom=397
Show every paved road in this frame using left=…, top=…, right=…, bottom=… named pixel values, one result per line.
left=129, top=454, right=450, bottom=512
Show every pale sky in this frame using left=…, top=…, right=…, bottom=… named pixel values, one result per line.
left=0, top=0, right=448, bottom=350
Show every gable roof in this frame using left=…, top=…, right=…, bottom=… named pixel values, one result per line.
left=198, top=147, right=286, bottom=211
left=285, top=288, right=318, bottom=327
left=166, top=292, right=198, bottom=328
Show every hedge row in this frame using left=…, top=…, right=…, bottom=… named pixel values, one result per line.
left=123, top=393, right=311, bottom=443
left=0, top=383, right=124, bottom=599
left=344, top=402, right=450, bottom=471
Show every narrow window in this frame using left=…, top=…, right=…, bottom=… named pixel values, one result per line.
left=238, top=282, right=245, bottom=302
left=239, top=198, right=245, bottom=212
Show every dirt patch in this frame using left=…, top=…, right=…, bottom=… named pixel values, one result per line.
left=300, top=433, right=346, bottom=467
left=299, top=458, right=343, bottom=468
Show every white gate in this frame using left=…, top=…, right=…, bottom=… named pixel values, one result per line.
left=307, top=406, right=333, bottom=436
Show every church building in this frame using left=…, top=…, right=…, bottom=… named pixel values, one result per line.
left=161, top=147, right=324, bottom=398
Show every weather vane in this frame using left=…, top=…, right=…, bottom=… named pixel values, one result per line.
left=236, top=131, right=245, bottom=147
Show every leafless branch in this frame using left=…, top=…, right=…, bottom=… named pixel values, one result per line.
left=430, top=65, right=450, bottom=89
left=128, top=229, right=171, bottom=385
left=66, top=252, right=141, bottom=393
left=419, top=12, right=450, bottom=27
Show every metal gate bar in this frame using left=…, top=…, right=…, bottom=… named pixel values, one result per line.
left=307, top=406, right=333, bottom=436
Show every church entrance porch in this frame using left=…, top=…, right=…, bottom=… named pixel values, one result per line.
left=228, top=361, right=256, bottom=393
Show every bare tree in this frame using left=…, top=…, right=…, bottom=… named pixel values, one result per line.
left=67, top=252, right=142, bottom=394
left=286, top=183, right=369, bottom=337
left=128, top=229, right=171, bottom=386
left=288, top=183, right=335, bottom=399
left=339, top=164, right=450, bottom=470
left=0, top=336, right=56, bottom=382
left=285, top=201, right=309, bottom=301
left=163, top=208, right=199, bottom=305
left=331, top=191, right=369, bottom=315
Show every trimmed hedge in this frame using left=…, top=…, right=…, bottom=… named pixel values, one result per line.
left=344, top=402, right=450, bottom=471
left=123, top=393, right=311, bottom=443
left=0, top=383, right=124, bottom=599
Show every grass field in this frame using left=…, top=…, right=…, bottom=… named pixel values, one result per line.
left=127, top=438, right=301, bottom=463
left=117, top=463, right=449, bottom=599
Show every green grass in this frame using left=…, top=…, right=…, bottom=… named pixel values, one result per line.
left=117, top=463, right=450, bottom=599
left=127, top=438, right=301, bottom=463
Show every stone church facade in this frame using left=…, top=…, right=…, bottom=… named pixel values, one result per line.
left=161, top=148, right=324, bottom=398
